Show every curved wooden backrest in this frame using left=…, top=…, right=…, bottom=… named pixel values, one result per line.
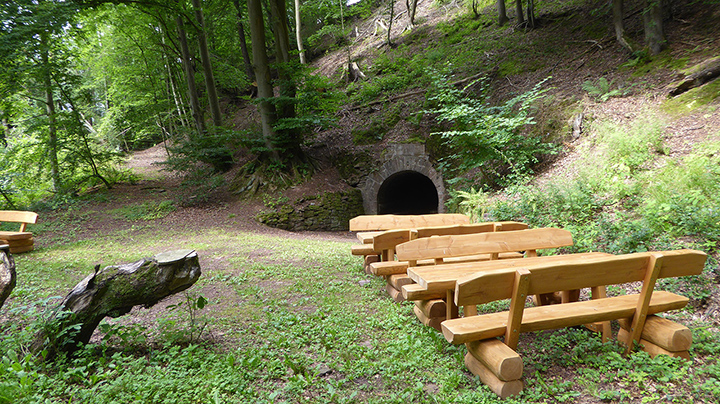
left=349, top=214, right=470, bottom=231
left=0, top=210, right=38, bottom=232
left=396, top=227, right=573, bottom=262
left=454, top=249, right=707, bottom=307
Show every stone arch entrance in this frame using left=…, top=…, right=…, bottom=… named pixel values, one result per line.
left=377, top=171, right=439, bottom=214
left=360, top=144, right=445, bottom=215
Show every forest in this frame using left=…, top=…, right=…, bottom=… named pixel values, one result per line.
left=1, top=0, right=720, bottom=402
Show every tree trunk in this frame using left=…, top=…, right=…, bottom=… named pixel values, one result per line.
left=295, top=0, right=306, bottom=64
left=0, top=245, right=15, bottom=310
left=31, top=250, right=201, bottom=359
left=232, top=0, right=256, bottom=83
left=526, top=0, right=535, bottom=28
left=41, top=33, right=61, bottom=193
left=613, top=0, right=635, bottom=52
left=515, top=0, right=524, bottom=25
left=176, top=16, right=206, bottom=138
left=668, top=56, right=720, bottom=97
left=192, top=0, right=222, bottom=128
left=408, top=0, right=419, bottom=25
left=247, top=0, right=279, bottom=160
left=497, top=0, right=509, bottom=26
left=643, top=0, right=666, bottom=55
left=387, top=0, right=394, bottom=47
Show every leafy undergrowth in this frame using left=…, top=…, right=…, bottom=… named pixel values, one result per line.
left=2, top=224, right=720, bottom=403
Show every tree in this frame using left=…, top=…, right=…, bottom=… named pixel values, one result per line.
left=191, top=0, right=222, bottom=127
left=643, top=0, right=666, bottom=55
left=496, top=0, right=509, bottom=26
left=295, top=0, right=306, bottom=63
left=247, top=0, right=280, bottom=160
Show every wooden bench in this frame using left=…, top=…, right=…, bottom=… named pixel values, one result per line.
left=374, top=227, right=573, bottom=310
left=0, top=211, right=38, bottom=254
left=350, top=214, right=471, bottom=269
left=355, top=221, right=528, bottom=263
left=440, top=249, right=707, bottom=398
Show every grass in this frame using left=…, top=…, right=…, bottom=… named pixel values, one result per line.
left=2, top=216, right=720, bottom=403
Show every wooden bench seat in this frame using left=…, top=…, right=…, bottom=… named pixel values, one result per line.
left=0, top=211, right=38, bottom=254
left=440, top=249, right=707, bottom=398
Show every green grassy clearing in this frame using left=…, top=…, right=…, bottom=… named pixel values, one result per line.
left=2, top=224, right=720, bottom=403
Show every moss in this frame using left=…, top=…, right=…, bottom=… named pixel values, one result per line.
left=256, top=189, right=364, bottom=231
left=335, top=150, right=373, bottom=187
left=662, top=79, right=720, bottom=117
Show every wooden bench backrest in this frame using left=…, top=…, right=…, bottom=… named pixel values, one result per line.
left=373, top=222, right=529, bottom=254
left=454, top=249, right=707, bottom=307
left=395, top=227, right=572, bottom=262
left=0, top=210, right=39, bottom=232
left=349, top=214, right=470, bottom=231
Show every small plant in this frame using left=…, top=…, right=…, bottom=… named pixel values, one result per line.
left=581, top=77, right=628, bottom=102
left=160, top=291, right=209, bottom=345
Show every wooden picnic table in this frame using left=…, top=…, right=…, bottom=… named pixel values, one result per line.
left=404, top=252, right=613, bottom=321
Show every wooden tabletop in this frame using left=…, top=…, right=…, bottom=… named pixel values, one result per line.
left=357, top=231, right=384, bottom=244
left=408, top=252, right=612, bottom=293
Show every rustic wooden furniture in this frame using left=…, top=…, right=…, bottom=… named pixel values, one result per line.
left=0, top=210, right=38, bottom=254
left=362, top=222, right=529, bottom=303
left=440, top=249, right=707, bottom=398
left=403, top=252, right=610, bottom=331
left=350, top=214, right=472, bottom=267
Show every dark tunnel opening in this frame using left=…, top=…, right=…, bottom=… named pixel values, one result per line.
left=377, top=170, right=439, bottom=215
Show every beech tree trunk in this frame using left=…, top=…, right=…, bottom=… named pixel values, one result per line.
left=232, top=0, right=256, bottom=84
left=41, top=33, right=61, bottom=192
left=497, top=0, right=509, bottom=26
left=0, top=245, right=15, bottom=310
left=192, top=0, right=222, bottom=127
left=295, top=0, right=306, bottom=64
left=643, top=0, right=666, bottom=55
left=176, top=16, right=206, bottom=138
left=31, top=250, right=201, bottom=359
left=515, top=0, right=524, bottom=25
left=247, top=0, right=279, bottom=160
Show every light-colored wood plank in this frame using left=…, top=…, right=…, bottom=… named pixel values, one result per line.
left=396, top=228, right=573, bottom=262
left=464, top=353, right=524, bottom=398
left=410, top=253, right=609, bottom=294
left=388, top=274, right=414, bottom=290
left=0, top=211, right=38, bottom=232
left=624, top=254, right=663, bottom=355
left=505, top=269, right=531, bottom=350
left=618, top=315, right=692, bottom=352
left=442, top=291, right=690, bottom=344
left=349, top=214, right=470, bottom=231
left=357, top=231, right=383, bottom=244
left=466, top=339, right=524, bottom=381
left=351, top=244, right=375, bottom=256
left=373, top=229, right=412, bottom=251
left=0, top=231, right=33, bottom=241
left=401, top=283, right=444, bottom=301
left=453, top=250, right=705, bottom=307
left=369, top=261, right=408, bottom=276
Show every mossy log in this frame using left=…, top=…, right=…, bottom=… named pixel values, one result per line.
left=32, top=249, right=201, bottom=358
left=0, top=244, right=16, bottom=310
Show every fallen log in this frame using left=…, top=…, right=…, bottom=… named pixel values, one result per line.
left=668, top=56, right=720, bottom=97
left=32, top=249, right=201, bottom=358
left=0, top=244, right=16, bottom=310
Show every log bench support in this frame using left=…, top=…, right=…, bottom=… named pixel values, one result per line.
left=440, top=249, right=707, bottom=398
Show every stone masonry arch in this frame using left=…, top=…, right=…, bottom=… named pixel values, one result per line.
left=360, top=144, right=445, bottom=215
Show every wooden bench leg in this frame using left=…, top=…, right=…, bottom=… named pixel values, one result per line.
left=446, top=289, right=459, bottom=320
